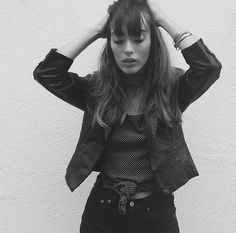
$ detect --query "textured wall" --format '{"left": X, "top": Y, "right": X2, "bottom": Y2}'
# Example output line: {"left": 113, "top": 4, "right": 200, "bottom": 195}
{"left": 1, "top": 0, "right": 235, "bottom": 232}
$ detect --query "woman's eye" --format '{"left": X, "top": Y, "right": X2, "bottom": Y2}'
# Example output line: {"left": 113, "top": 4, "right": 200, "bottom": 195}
{"left": 134, "top": 39, "right": 144, "bottom": 43}
{"left": 114, "top": 40, "right": 123, "bottom": 45}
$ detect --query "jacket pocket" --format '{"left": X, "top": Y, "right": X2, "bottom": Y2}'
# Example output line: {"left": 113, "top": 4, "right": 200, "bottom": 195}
{"left": 151, "top": 139, "right": 199, "bottom": 192}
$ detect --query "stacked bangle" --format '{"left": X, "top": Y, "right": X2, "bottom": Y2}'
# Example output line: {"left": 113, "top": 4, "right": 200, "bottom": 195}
{"left": 173, "top": 30, "right": 193, "bottom": 50}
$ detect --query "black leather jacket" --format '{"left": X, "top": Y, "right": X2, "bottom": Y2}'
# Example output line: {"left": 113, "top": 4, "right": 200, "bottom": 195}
{"left": 33, "top": 38, "right": 222, "bottom": 193}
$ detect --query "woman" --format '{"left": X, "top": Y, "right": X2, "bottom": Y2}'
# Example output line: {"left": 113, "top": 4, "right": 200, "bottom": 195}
{"left": 33, "top": 0, "right": 222, "bottom": 232}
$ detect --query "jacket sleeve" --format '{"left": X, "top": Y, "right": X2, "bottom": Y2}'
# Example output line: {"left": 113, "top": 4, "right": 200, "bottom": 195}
{"left": 177, "top": 38, "right": 222, "bottom": 113}
{"left": 33, "top": 48, "right": 94, "bottom": 111}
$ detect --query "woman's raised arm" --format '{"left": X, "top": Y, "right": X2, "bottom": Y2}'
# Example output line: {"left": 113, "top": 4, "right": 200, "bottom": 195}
{"left": 33, "top": 15, "right": 109, "bottom": 111}
{"left": 56, "top": 15, "right": 109, "bottom": 59}
{"left": 147, "top": 0, "right": 222, "bottom": 112}
{"left": 146, "top": 0, "right": 200, "bottom": 49}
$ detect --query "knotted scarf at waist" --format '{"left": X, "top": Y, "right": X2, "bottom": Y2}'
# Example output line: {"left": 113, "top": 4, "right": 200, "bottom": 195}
{"left": 94, "top": 173, "right": 162, "bottom": 215}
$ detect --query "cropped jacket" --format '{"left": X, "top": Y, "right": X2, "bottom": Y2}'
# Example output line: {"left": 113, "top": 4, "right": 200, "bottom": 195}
{"left": 33, "top": 38, "right": 222, "bottom": 193}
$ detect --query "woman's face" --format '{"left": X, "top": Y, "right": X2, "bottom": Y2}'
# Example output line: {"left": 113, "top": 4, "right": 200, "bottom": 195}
{"left": 110, "top": 18, "right": 151, "bottom": 74}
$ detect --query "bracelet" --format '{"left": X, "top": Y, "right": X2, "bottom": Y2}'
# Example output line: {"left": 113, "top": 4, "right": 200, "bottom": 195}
{"left": 173, "top": 30, "right": 191, "bottom": 43}
{"left": 174, "top": 31, "right": 193, "bottom": 50}
{"left": 174, "top": 32, "right": 192, "bottom": 46}
{"left": 174, "top": 33, "right": 192, "bottom": 50}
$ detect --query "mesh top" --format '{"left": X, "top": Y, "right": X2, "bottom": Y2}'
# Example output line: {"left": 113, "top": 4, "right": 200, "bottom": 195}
{"left": 101, "top": 113, "right": 155, "bottom": 183}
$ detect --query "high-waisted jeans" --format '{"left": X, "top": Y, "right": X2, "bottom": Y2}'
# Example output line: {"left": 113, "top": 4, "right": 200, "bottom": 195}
{"left": 80, "top": 179, "right": 180, "bottom": 233}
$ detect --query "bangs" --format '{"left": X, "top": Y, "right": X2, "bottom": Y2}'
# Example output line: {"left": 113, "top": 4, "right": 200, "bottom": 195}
{"left": 110, "top": 6, "right": 148, "bottom": 37}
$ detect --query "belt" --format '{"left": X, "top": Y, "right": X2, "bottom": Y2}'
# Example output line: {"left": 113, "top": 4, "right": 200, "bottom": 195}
{"left": 95, "top": 173, "right": 162, "bottom": 215}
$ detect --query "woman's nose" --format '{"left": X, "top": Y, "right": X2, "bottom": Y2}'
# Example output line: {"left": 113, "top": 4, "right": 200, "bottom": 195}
{"left": 124, "top": 40, "right": 134, "bottom": 56}
{"left": 125, "top": 50, "right": 133, "bottom": 56}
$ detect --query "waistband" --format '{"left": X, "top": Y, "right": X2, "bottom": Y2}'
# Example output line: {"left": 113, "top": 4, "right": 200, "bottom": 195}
{"left": 94, "top": 173, "right": 162, "bottom": 215}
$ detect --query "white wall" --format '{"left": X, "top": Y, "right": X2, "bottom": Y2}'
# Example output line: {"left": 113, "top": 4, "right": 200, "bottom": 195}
{"left": 1, "top": 0, "right": 235, "bottom": 232}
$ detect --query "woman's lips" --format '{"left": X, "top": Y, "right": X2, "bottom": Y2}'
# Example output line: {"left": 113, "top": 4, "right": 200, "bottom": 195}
{"left": 122, "top": 58, "right": 137, "bottom": 63}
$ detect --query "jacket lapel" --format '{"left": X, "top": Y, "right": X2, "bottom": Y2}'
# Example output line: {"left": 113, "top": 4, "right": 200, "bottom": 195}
{"left": 145, "top": 108, "right": 158, "bottom": 138}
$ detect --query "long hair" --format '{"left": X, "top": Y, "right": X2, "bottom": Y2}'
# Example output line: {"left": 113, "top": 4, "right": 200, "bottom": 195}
{"left": 87, "top": 0, "right": 182, "bottom": 129}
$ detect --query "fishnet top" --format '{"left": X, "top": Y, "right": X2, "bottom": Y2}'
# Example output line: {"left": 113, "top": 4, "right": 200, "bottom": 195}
{"left": 101, "top": 113, "right": 155, "bottom": 183}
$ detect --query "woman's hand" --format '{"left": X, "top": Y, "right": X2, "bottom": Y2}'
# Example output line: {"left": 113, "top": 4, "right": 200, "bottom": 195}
{"left": 94, "top": 14, "right": 110, "bottom": 38}
{"left": 146, "top": 0, "right": 166, "bottom": 26}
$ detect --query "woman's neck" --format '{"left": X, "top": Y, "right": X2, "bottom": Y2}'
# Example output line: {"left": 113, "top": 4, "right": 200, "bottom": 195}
{"left": 118, "top": 66, "right": 146, "bottom": 88}
{"left": 117, "top": 67, "right": 147, "bottom": 114}
{"left": 125, "top": 85, "right": 143, "bottom": 98}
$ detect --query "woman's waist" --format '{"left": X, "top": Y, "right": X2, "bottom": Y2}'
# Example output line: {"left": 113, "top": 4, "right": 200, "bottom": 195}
{"left": 95, "top": 173, "right": 162, "bottom": 199}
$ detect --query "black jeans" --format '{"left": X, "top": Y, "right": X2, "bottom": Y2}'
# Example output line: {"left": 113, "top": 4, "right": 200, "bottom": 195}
{"left": 80, "top": 179, "right": 180, "bottom": 233}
